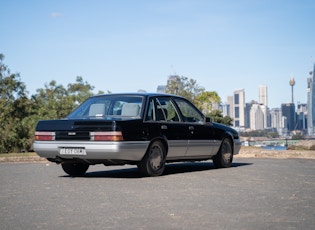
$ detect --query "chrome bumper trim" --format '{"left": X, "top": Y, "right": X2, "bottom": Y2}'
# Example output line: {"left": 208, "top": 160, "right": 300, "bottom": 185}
{"left": 33, "top": 141, "right": 150, "bottom": 161}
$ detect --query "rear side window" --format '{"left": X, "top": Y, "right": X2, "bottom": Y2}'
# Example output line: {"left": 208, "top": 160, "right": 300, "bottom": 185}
{"left": 67, "top": 96, "right": 143, "bottom": 119}
{"left": 145, "top": 97, "right": 180, "bottom": 122}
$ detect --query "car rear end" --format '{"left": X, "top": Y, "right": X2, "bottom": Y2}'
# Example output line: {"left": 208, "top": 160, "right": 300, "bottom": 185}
{"left": 33, "top": 94, "right": 150, "bottom": 164}
{"left": 34, "top": 119, "right": 150, "bottom": 164}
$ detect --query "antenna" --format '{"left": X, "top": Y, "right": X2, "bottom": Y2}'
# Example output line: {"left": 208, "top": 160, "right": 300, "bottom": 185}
{"left": 289, "top": 76, "right": 295, "bottom": 104}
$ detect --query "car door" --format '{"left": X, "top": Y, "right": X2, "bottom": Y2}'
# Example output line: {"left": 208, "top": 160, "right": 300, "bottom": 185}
{"left": 145, "top": 97, "right": 189, "bottom": 159}
{"left": 173, "top": 97, "right": 217, "bottom": 157}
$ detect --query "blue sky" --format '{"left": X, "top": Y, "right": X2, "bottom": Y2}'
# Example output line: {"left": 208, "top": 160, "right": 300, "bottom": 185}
{"left": 1, "top": 0, "right": 314, "bottom": 108}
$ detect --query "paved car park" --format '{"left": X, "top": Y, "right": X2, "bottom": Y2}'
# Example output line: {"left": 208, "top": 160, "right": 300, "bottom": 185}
{"left": 1, "top": 158, "right": 315, "bottom": 230}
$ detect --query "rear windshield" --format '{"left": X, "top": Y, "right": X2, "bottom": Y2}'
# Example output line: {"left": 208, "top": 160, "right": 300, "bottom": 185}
{"left": 67, "top": 95, "right": 143, "bottom": 119}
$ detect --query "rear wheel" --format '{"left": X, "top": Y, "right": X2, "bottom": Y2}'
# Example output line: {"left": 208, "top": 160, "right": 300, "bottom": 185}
{"left": 138, "top": 141, "right": 166, "bottom": 177}
{"left": 61, "top": 162, "right": 89, "bottom": 176}
{"left": 213, "top": 138, "right": 233, "bottom": 168}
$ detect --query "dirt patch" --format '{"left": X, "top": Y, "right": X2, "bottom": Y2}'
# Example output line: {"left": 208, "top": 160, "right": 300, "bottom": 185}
{"left": 236, "top": 146, "right": 315, "bottom": 159}
{"left": 287, "top": 140, "right": 315, "bottom": 151}
{"left": 0, "top": 156, "right": 49, "bottom": 163}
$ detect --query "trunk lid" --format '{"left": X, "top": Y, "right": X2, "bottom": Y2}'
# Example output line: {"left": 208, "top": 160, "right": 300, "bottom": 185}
{"left": 36, "top": 119, "right": 119, "bottom": 141}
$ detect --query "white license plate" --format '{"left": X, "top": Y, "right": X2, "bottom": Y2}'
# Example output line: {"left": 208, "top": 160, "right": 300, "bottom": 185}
{"left": 59, "top": 148, "right": 86, "bottom": 155}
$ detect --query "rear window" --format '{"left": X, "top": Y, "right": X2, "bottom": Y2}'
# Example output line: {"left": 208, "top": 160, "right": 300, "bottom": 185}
{"left": 67, "top": 95, "right": 143, "bottom": 119}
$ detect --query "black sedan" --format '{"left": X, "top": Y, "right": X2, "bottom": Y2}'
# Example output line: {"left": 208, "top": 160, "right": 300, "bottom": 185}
{"left": 34, "top": 93, "right": 241, "bottom": 177}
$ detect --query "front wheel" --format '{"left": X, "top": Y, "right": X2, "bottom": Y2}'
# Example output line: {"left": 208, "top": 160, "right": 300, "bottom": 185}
{"left": 61, "top": 162, "right": 89, "bottom": 176}
{"left": 213, "top": 138, "right": 233, "bottom": 168}
{"left": 137, "top": 141, "right": 166, "bottom": 177}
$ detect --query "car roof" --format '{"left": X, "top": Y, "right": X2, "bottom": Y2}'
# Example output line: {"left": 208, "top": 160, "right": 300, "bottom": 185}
{"left": 90, "top": 92, "right": 184, "bottom": 98}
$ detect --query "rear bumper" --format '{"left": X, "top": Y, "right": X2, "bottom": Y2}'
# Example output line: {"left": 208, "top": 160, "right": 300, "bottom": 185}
{"left": 33, "top": 140, "right": 150, "bottom": 161}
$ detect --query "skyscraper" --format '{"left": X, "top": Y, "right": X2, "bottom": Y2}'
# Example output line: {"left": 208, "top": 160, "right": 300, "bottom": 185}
{"left": 258, "top": 85, "right": 269, "bottom": 129}
{"left": 281, "top": 103, "right": 295, "bottom": 131}
{"left": 225, "top": 96, "right": 234, "bottom": 118}
{"left": 297, "top": 103, "right": 307, "bottom": 131}
{"left": 307, "top": 63, "right": 315, "bottom": 136}
{"left": 250, "top": 103, "right": 264, "bottom": 130}
{"left": 233, "top": 89, "right": 245, "bottom": 128}
{"left": 245, "top": 102, "right": 252, "bottom": 129}
{"left": 270, "top": 108, "right": 285, "bottom": 134}
{"left": 258, "top": 85, "right": 268, "bottom": 106}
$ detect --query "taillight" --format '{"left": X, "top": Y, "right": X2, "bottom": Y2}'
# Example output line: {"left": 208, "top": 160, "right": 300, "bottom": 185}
{"left": 90, "top": 131, "right": 123, "bottom": 141}
{"left": 35, "top": 132, "right": 55, "bottom": 141}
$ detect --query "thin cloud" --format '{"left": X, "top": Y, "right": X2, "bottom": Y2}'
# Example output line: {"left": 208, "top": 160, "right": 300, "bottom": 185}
{"left": 50, "top": 12, "right": 64, "bottom": 18}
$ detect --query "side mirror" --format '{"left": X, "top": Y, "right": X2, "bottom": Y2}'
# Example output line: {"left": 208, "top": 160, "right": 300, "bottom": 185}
{"left": 205, "top": 117, "right": 212, "bottom": 123}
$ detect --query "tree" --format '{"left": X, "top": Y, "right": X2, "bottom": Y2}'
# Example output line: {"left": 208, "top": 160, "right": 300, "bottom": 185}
{"left": 0, "top": 53, "right": 106, "bottom": 152}
{"left": 165, "top": 75, "right": 233, "bottom": 126}
{"left": 165, "top": 75, "right": 204, "bottom": 103}
{"left": 0, "top": 54, "right": 33, "bottom": 152}
{"left": 31, "top": 76, "right": 103, "bottom": 120}
{"left": 207, "top": 110, "right": 233, "bottom": 126}
{"left": 240, "top": 130, "right": 280, "bottom": 138}
{"left": 67, "top": 76, "right": 102, "bottom": 105}
{"left": 31, "top": 80, "right": 70, "bottom": 119}
{"left": 195, "top": 91, "right": 221, "bottom": 114}
{"left": 195, "top": 91, "right": 234, "bottom": 126}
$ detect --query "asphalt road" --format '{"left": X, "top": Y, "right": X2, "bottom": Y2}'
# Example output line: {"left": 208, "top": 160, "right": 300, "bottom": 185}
{"left": 1, "top": 158, "right": 314, "bottom": 230}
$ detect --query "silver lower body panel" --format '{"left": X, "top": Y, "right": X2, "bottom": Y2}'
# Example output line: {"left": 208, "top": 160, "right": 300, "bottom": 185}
{"left": 33, "top": 141, "right": 150, "bottom": 161}
{"left": 233, "top": 139, "right": 242, "bottom": 155}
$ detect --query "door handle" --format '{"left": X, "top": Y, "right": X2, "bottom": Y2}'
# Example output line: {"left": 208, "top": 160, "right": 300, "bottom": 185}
{"left": 161, "top": 125, "right": 168, "bottom": 130}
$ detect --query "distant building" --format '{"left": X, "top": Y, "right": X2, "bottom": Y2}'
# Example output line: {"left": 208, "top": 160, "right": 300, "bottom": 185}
{"left": 296, "top": 103, "right": 307, "bottom": 131}
{"left": 281, "top": 116, "right": 288, "bottom": 136}
{"left": 225, "top": 96, "right": 233, "bottom": 118}
{"left": 233, "top": 89, "right": 245, "bottom": 128}
{"left": 220, "top": 103, "right": 230, "bottom": 118}
{"left": 260, "top": 104, "right": 269, "bottom": 129}
{"left": 281, "top": 103, "right": 295, "bottom": 131}
{"left": 244, "top": 102, "right": 252, "bottom": 129}
{"left": 307, "top": 63, "right": 315, "bottom": 136}
{"left": 250, "top": 103, "right": 264, "bottom": 130}
{"left": 270, "top": 108, "right": 284, "bottom": 133}
{"left": 257, "top": 85, "right": 270, "bottom": 129}
{"left": 258, "top": 85, "right": 268, "bottom": 107}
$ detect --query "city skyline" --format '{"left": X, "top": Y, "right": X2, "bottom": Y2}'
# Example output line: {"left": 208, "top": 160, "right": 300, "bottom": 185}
{"left": 1, "top": 1, "right": 314, "bottom": 110}
{"left": 224, "top": 63, "right": 315, "bottom": 135}
{"left": 222, "top": 68, "right": 313, "bottom": 110}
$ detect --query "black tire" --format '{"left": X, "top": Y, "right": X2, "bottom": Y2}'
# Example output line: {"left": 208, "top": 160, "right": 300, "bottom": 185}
{"left": 137, "top": 141, "right": 166, "bottom": 177}
{"left": 213, "top": 138, "right": 233, "bottom": 168}
{"left": 61, "top": 162, "right": 89, "bottom": 176}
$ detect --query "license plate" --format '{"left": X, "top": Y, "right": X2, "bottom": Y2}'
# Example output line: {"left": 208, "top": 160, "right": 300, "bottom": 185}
{"left": 59, "top": 148, "right": 86, "bottom": 155}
